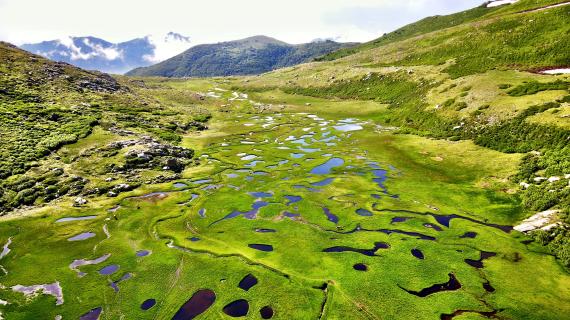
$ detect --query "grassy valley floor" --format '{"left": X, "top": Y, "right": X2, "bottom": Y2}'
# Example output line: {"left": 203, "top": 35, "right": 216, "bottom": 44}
{"left": 1, "top": 83, "right": 569, "bottom": 319}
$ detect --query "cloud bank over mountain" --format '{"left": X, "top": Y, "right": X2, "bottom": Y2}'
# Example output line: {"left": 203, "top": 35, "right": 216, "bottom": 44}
{"left": 20, "top": 32, "right": 191, "bottom": 74}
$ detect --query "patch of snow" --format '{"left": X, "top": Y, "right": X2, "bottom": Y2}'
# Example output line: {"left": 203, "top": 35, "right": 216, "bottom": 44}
{"left": 548, "top": 176, "right": 561, "bottom": 183}
{"left": 487, "top": 0, "right": 518, "bottom": 8}
{"left": 541, "top": 68, "right": 570, "bottom": 75}
{"left": 514, "top": 209, "right": 559, "bottom": 232}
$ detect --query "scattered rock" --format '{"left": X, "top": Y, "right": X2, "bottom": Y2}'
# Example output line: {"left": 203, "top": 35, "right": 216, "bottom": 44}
{"left": 514, "top": 209, "right": 560, "bottom": 233}
{"left": 74, "top": 197, "right": 87, "bottom": 206}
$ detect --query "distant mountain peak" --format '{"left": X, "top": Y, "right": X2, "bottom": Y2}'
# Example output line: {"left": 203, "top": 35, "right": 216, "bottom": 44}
{"left": 126, "top": 36, "right": 357, "bottom": 78}
{"left": 20, "top": 33, "right": 192, "bottom": 74}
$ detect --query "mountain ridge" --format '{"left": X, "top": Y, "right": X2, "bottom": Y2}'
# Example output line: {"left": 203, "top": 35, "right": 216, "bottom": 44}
{"left": 20, "top": 32, "right": 191, "bottom": 74}
{"left": 126, "top": 35, "right": 357, "bottom": 77}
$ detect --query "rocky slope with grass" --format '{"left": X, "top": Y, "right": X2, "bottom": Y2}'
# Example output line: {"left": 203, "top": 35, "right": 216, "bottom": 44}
{"left": 0, "top": 42, "right": 209, "bottom": 213}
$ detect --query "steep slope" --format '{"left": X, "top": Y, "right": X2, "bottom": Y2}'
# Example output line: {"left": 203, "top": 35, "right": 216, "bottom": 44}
{"left": 318, "top": 0, "right": 569, "bottom": 67}
{"left": 126, "top": 36, "right": 356, "bottom": 77}
{"left": 20, "top": 32, "right": 191, "bottom": 74}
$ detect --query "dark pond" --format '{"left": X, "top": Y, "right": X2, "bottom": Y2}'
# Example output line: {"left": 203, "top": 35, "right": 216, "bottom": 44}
{"left": 311, "top": 158, "right": 344, "bottom": 174}
{"left": 290, "top": 153, "right": 305, "bottom": 159}
{"left": 483, "top": 280, "right": 495, "bottom": 293}
{"left": 391, "top": 217, "right": 412, "bottom": 224}
{"left": 223, "top": 299, "right": 249, "bottom": 317}
{"left": 411, "top": 248, "right": 425, "bottom": 260}
{"left": 172, "top": 289, "right": 216, "bottom": 320}
{"left": 99, "top": 264, "right": 119, "bottom": 275}
{"left": 441, "top": 309, "right": 498, "bottom": 320}
{"left": 248, "top": 244, "right": 273, "bottom": 252}
{"left": 249, "top": 192, "right": 272, "bottom": 198}
{"left": 353, "top": 263, "right": 368, "bottom": 271}
{"left": 311, "top": 178, "right": 334, "bottom": 187}
{"left": 68, "top": 232, "right": 96, "bottom": 241}
{"left": 80, "top": 307, "right": 102, "bottom": 320}
{"left": 255, "top": 228, "right": 276, "bottom": 233}
{"left": 110, "top": 272, "right": 132, "bottom": 292}
{"left": 55, "top": 216, "right": 97, "bottom": 223}
{"left": 356, "top": 208, "right": 373, "bottom": 217}
{"left": 260, "top": 306, "right": 274, "bottom": 319}
{"left": 192, "top": 179, "right": 212, "bottom": 185}
{"left": 460, "top": 232, "right": 477, "bottom": 239}
{"left": 198, "top": 208, "right": 206, "bottom": 218}
{"left": 465, "top": 251, "right": 497, "bottom": 269}
{"left": 190, "top": 237, "right": 201, "bottom": 242}
{"left": 371, "top": 169, "right": 388, "bottom": 191}
{"left": 293, "top": 185, "right": 319, "bottom": 192}
{"left": 371, "top": 194, "right": 381, "bottom": 199}
{"left": 174, "top": 182, "right": 188, "bottom": 188}
{"left": 323, "top": 242, "right": 390, "bottom": 257}
{"left": 400, "top": 273, "right": 461, "bottom": 297}
{"left": 378, "top": 229, "right": 436, "bottom": 241}
{"left": 284, "top": 195, "right": 302, "bottom": 205}
{"left": 136, "top": 250, "right": 151, "bottom": 257}
{"left": 322, "top": 207, "right": 339, "bottom": 224}
{"left": 238, "top": 274, "right": 258, "bottom": 291}
{"left": 211, "top": 201, "right": 269, "bottom": 225}
{"left": 283, "top": 212, "right": 300, "bottom": 219}
{"left": 141, "top": 298, "right": 156, "bottom": 311}
{"left": 432, "top": 214, "right": 512, "bottom": 233}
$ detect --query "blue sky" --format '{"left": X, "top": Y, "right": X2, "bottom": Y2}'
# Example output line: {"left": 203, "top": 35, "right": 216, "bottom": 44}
{"left": 0, "top": 0, "right": 484, "bottom": 46}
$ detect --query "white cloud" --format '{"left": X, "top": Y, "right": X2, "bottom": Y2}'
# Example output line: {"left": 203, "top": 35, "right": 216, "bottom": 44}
{"left": 56, "top": 36, "right": 123, "bottom": 61}
{"left": 0, "top": 0, "right": 484, "bottom": 46}
{"left": 143, "top": 33, "right": 192, "bottom": 63}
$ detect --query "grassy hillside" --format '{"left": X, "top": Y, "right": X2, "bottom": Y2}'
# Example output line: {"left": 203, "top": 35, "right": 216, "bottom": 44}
{"left": 317, "top": 5, "right": 499, "bottom": 61}
{"left": 126, "top": 36, "right": 356, "bottom": 77}
{"left": 318, "top": 0, "right": 568, "bottom": 65}
{"left": 0, "top": 42, "right": 210, "bottom": 212}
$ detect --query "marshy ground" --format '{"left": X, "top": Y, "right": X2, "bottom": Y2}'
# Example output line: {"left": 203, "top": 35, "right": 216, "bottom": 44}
{"left": 0, "top": 80, "right": 569, "bottom": 319}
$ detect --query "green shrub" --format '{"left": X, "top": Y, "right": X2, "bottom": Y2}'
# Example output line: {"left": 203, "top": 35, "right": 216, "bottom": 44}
{"left": 507, "top": 80, "right": 569, "bottom": 97}
{"left": 455, "top": 102, "right": 468, "bottom": 111}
